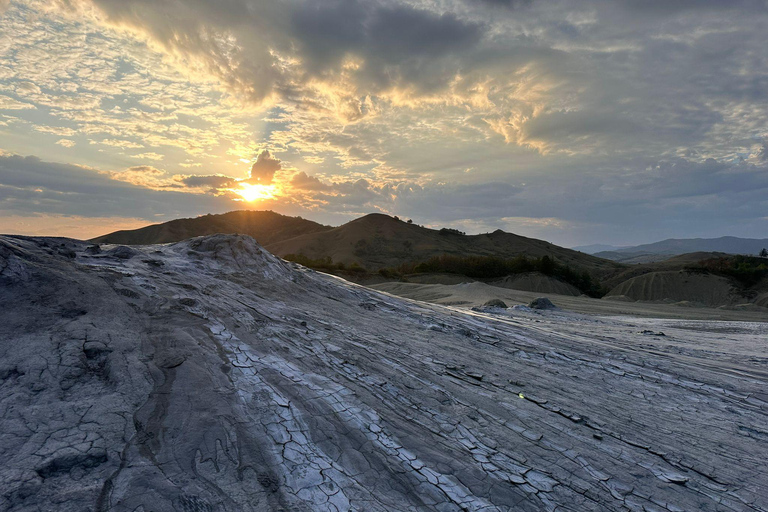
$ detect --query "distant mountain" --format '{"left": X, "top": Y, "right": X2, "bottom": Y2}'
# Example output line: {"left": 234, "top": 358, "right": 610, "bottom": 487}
{"left": 572, "top": 244, "right": 629, "bottom": 254}
{"left": 265, "top": 213, "right": 623, "bottom": 278}
{"left": 592, "top": 251, "right": 671, "bottom": 264}
{"left": 595, "top": 236, "right": 768, "bottom": 263}
{"left": 91, "top": 210, "right": 332, "bottom": 246}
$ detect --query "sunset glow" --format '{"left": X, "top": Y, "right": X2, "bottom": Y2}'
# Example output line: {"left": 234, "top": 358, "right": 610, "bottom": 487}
{"left": 0, "top": 1, "right": 767, "bottom": 244}
{"left": 235, "top": 183, "right": 277, "bottom": 202}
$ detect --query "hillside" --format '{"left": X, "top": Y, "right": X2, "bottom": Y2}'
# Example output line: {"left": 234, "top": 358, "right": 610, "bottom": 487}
{"left": 598, "top": 252, "right": 768, "bottom": 308}
{"left": 601, "top": 252, "right": 730, "bottom": 290}
{"left": 265, "top": 213, "right": 623, "bottom": 279}
{"left": 91, "top": 210, "right": 332, "bottom": 246}
{"left": 595, "top": 236, "right": 768, "bottom": 262}
{"left": 603, "top": 270, "right": 739, "bottom": 306}
{"left": 2, "top": 234, "right": 767, "bottom": 510}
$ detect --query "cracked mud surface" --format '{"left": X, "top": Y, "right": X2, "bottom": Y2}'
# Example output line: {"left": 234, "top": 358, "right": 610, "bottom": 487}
{"left": 1, "top": 234, "right": 766, "bottom": 511}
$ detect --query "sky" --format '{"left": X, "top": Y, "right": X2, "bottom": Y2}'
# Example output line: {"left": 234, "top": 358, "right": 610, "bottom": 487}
{"left": 0, "top": 0, "right": 767, "bottom": 246}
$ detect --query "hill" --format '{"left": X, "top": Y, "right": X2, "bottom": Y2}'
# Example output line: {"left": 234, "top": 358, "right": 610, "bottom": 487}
{"left": 599, "top": 252, "right": 768, "bottom": 308}
{"left": 603, "top": 270, "right": 739, "bottom": 306}
{"left": 572, "top": 244, "right": 629, "bottom": 254}
{"left": 1, "top": 234, "right": 766, "bottom": 510}
{"left": 601, "top": 252, "right": 730, "bottom": 289}
{"left": 265, "top": 213, "right": 623, "bottom": 278}
{"left": 91, "top": 210, "right": 332, "bottom": 246}
{"left": 595, "top": 236, "right": 768, "bottom": 262}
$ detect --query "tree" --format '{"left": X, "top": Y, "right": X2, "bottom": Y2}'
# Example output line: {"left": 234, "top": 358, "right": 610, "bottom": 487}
{"left": 407, "top": 219, "right": 413, "bottom": 224}
{"left": 760, "top": 248, "right": 768, "bottom": 258}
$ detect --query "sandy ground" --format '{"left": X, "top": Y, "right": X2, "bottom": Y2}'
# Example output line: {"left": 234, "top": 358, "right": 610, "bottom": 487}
{"left": 371, "top": 281, "right": 768, "bottom": 322}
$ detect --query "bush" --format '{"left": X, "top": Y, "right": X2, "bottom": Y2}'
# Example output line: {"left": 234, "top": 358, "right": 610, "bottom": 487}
{"left": 688, "top": 255, "right": 768, "bottom": 287}
{"left": 390, "top": 254, "right": 605, "bottom": 297}
{"left": 284, "top": 253, "right": 368, "bottom": 275}
{"left": 378, "top": 267, "right": 401, "bottom": 279}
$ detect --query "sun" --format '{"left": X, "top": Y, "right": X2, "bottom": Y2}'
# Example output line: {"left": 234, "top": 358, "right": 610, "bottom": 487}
{"left": 235, "top": 183, "right": 277, "bottom": 202}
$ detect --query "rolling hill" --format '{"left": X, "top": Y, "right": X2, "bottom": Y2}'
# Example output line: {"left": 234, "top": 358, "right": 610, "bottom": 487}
{"left": 91, "top": 210, "right": 332, "bottom": 246}
{"left": 93, "top": 211, "right": 625, "bottom": 279}
{"left": 264, "top": 213, "right": 624, "bottom": 278}
{"left": 90, "top": 211, "right": 766, "bottom": 307}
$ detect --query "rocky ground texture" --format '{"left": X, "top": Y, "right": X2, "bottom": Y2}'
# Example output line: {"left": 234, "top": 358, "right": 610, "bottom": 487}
{"left": 1, "top": 234, "right": 766, "bottom": 511}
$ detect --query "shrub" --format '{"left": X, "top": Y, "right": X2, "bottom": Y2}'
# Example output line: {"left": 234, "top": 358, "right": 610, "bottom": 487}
{"left": 688, "top": 255, "right": 768, "bottom": 287}
{"left": 387, "top": 254, "right": 605, "bottom": 297}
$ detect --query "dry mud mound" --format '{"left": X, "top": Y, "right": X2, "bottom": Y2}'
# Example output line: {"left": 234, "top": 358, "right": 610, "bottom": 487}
{"left": 1, "top": 234, "right": 767, "bottom": 511}
{"left": 605, "top": 270, "right": 738, "bottom": 306}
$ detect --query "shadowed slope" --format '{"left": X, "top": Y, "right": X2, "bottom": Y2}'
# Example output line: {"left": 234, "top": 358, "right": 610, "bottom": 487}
{"left": 265, "top": 213, "right": 623, "bottom": 278}
{"left": 91, "top": 210, "right": 332, "bottom": 246}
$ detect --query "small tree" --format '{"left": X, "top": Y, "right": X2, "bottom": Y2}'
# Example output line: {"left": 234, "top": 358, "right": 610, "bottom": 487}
{"left": 760, "top": 248, "right": 768, "bottom": 258}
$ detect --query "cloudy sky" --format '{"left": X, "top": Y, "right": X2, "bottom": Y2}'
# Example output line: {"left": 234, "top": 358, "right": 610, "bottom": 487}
{"left": 1, "top": 0, "right": 767, "bottom": 246}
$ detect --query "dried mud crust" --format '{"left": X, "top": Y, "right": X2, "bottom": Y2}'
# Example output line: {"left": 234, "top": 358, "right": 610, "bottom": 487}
{"left": 1, "top": 234, "right": 767, "bottom": 511}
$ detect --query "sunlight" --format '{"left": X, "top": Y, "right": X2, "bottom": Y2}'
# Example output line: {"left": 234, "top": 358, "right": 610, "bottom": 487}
{"left": 235, "top": 182, "right": 277, "bottom": 202}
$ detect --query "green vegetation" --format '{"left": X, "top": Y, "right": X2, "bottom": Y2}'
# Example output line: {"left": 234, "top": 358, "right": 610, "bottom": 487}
{"left": 283, "top": 254, "right": 367, "bottom": 274}
{"left": 439, "top": 228, "right": 466, "bottom": 236}
{"left": 285, "top": 252, "right": 606, "bottom": 297}
{"left": 394, "top": 254, "right": 605, "bottom": 297}
{"left": 688, "top": 255, "right": 768, "bottom": 287}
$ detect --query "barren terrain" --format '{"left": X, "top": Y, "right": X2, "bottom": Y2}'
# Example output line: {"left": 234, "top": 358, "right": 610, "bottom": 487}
{"left": 1, "top": 235, "right": 766, "bottom": 511}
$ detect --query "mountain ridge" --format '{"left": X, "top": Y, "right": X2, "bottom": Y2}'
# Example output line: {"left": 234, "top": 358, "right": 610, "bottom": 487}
{"left": 594, "top": 236, "right": 768, "bottom": 262}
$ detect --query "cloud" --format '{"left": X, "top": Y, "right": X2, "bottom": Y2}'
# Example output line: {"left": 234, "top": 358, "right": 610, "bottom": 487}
{"left": 756, "top": 141, "right": 768, "bottom": 162}
{"left": 3, "top": 0, "right": 768, "bottom": 245}
{"left": 0, "top": 95, "right": 36, "bottom": 110}
{"left": 130, "top": 152, "right": 165, "bottom": 161}
{"left": 180, "top": 174, "right": 236, "bottom": 190}
{"left": 55, "top": 139, "right": 76, "bottom": 148}
{"left": 245, "top": 150, "right": 281, "bottom": 185}
{"left": 0, "top": 153, "right": 232, "bottom": 219}
{"left": 290, "top": 171, "right": 331, "bottom": 191}
{"left": 95, "top": 139, "right": 144, "bottom": 149}
{"left": 466, "top": 0, "right": 533, "bottom": 7}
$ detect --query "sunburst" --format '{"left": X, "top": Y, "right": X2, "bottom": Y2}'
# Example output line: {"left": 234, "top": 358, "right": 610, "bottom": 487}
{"left": 235, "top": 182, "right": 277, "bottom": 202}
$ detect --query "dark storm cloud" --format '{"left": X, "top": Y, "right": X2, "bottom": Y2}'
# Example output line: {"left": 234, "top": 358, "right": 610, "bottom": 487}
{"left": 292, "top": 0, "right": 484, "bottom": 95}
